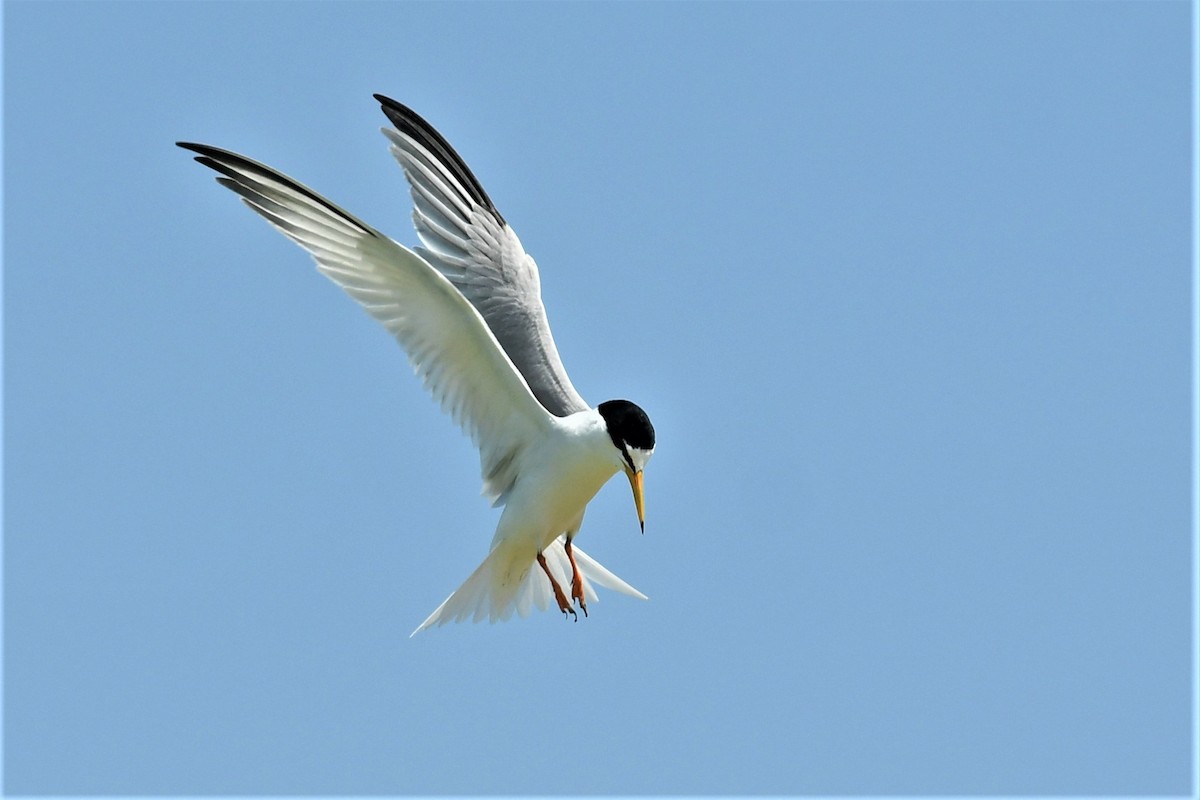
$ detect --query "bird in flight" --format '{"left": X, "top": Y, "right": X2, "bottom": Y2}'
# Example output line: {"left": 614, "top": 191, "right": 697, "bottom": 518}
{"left": 178, "top": 95, "right": 655, "bottom": 634}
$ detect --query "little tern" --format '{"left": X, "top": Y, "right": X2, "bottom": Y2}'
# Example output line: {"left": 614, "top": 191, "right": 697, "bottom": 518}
{"left": 179, "top": 95, "right": 655, "bottom": 634}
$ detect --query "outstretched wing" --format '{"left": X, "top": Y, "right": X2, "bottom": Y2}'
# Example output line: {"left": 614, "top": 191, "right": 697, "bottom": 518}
{"left": 178, "top": 142, "right": 551, "bottom": 503}
{"left": 374, "top": 95, "right": 590, "bottom": 417}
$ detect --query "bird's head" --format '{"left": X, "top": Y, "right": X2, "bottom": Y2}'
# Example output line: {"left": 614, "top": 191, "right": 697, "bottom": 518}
{"left": 597, "top": 399, "right": 655, "bottom": 532}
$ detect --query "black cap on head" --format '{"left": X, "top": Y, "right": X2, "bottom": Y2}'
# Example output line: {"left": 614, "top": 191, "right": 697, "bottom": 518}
{"left": 597, "top": 400, "right": 655, "bottom": 454}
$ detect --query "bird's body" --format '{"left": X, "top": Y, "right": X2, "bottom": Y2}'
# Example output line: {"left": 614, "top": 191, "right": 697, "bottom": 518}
{"left": 422, "top": 409, "right": 624, "bottom": 631}
{"left": 497, "top": 411, "right": 617, "bottom": 557}
{"left": 179, "top": 96, "right": 655, "bottom": 634}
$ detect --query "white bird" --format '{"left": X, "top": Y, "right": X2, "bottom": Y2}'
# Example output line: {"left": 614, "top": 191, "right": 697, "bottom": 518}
{"left": 179, "top": 95, "right": 655, "bottom": 634}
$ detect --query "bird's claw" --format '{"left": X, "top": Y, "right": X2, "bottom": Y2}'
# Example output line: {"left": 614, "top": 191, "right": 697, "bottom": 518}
{"left": 571, "top": 582, "right": 588, "bottom": 618}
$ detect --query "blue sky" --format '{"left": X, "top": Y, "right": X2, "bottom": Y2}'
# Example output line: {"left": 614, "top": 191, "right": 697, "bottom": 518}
{"left": 3, "top": 1, "right": 1194, "bottom": 795}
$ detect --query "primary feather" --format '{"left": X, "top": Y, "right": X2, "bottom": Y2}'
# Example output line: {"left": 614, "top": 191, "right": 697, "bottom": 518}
{"left": 177, "top": 142, "right": 549, "bottom": 504}
{"left": 376, "top": 95, "right": 590, "bottom": 417}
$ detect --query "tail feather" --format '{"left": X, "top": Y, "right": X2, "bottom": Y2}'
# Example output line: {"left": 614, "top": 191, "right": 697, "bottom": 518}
{"left": 410, "top": 536, "right": 647, "bottom": 636}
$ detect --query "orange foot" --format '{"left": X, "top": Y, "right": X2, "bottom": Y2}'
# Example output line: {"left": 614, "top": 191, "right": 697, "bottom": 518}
{"left": 537, "top": 552, "right": 576, "bottom": 621}
{"left": 564, "top": 539, "right": 588, "bottom": 617}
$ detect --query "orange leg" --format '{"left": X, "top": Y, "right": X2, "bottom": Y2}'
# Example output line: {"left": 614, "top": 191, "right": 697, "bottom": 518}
{"left": 564, "top": 539, "right": 588, "bottom": 617}
{"left": 537, "top": 552, "right": 576, "bottom": 620}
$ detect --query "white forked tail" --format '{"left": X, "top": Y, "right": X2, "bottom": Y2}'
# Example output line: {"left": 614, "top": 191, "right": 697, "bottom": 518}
{"left": 411, "top": 536, "right": 647, "bottom": 636}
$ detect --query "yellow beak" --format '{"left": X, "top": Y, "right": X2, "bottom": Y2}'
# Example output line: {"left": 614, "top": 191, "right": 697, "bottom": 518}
{"left": 626, "top": 468, "right": 645, "bottom": 533}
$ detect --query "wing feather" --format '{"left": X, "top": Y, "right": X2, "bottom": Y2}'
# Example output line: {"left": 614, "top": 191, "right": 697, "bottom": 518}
{"left": 178, "top": 142, "right": 551, "bottom": 503}
{"left": 373, "top": 95, "right": 590, "bottom": 417}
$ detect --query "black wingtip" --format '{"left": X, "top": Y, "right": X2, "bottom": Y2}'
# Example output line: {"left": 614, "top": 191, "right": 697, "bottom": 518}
{"left": 177, "top": 139, "right": 379, "bottom": 237}
{"left": 372, "top": 93, "right": 505, "bottom": 227}
{"left": 373, "top": 93, "right": 406, "bottom": 113}
{"left": 176, "top": 141, "right": 236, "bottom": 164}
{"left": 177, "top": 142, "right": 236, "bottom": 172}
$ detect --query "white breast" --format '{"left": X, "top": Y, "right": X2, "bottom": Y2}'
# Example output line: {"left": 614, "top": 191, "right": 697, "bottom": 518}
{"left": 489, "top": 408, "right": 619, "bottom": 554}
